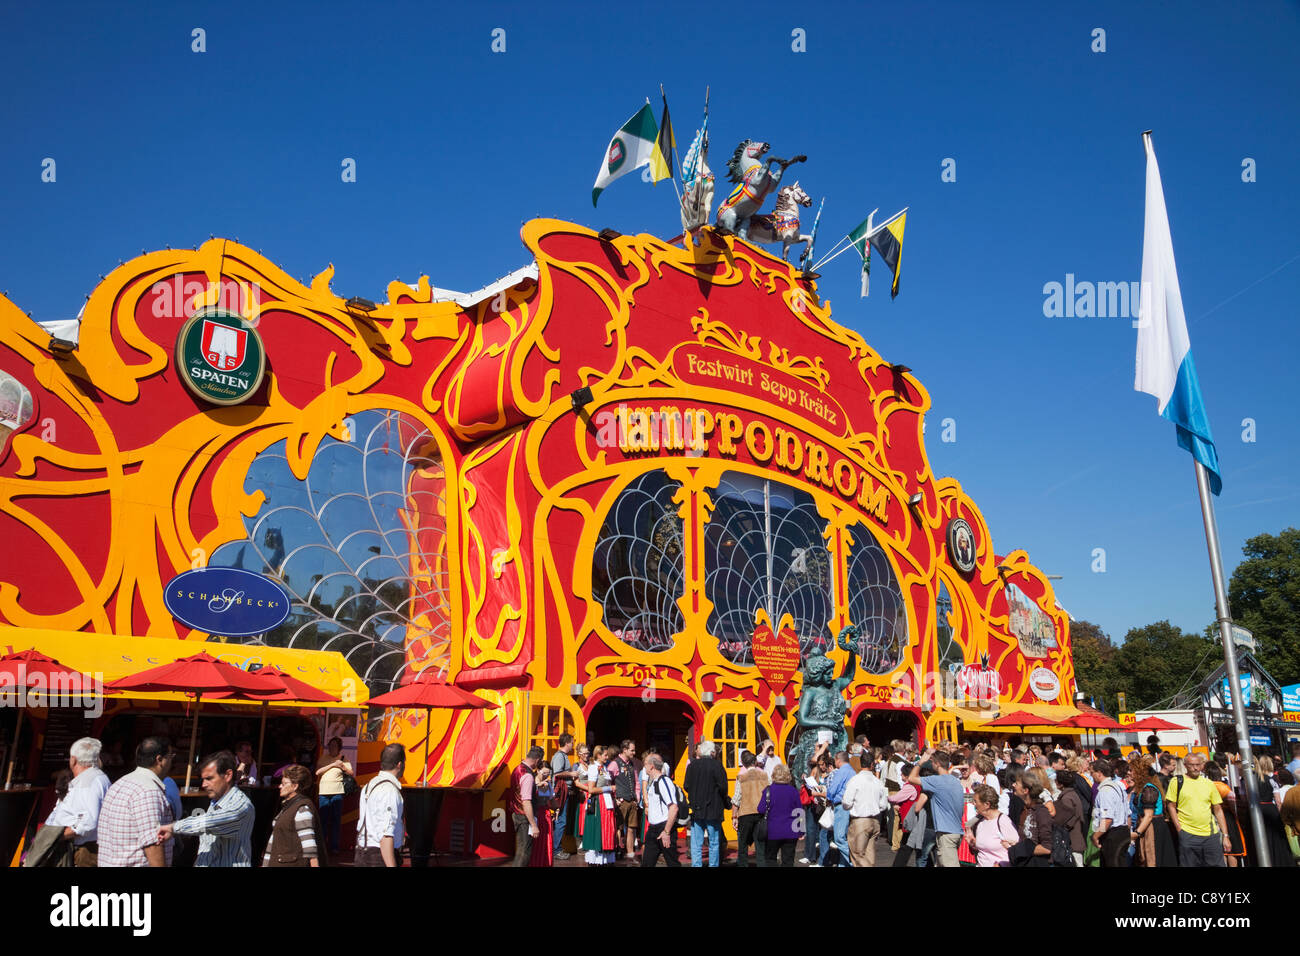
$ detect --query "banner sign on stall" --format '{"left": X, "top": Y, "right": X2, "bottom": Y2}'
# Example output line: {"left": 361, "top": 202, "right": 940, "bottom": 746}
{"left": 751, "top": 621, "right": 800, "bottom": 690}
{"left": 1222, "top": 673, "right": 1255, "bottom": 707}
{"left": 165, "top": 567, "right": 292, "bottom": 637}
{"left": 1282, "top": 683, "right": 1300, "bottom": 712}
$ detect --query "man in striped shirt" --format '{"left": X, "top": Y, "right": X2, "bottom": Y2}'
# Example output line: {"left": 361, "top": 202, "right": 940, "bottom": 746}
{"left": 159, "top": 750, "right": 255, "bottom": 867}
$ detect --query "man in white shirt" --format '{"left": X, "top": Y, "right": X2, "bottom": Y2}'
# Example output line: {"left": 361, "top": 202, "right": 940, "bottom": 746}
{"left": 640, "top": 755, "right": 680, "bottom": 867}
{"left": 49, "top": 737, "right": 111, "bottom": 867}
{"left": 841, "top": 762, "right": 889, "bottom": 867}
{"left": 356, "top": 743, "right": 406, "bottom": 867}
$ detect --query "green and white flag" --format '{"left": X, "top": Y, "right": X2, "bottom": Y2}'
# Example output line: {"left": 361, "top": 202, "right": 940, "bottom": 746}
{"left": 847, "top": 212, "right": 875, "bottom": 297}
{"left": 592, "top": 104, "right": 659, "bottom": 206}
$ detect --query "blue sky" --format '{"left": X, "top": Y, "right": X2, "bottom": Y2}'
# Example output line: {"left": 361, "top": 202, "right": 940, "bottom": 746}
{"left": 2, "top": 1, "right": 1297, "bottom": 649}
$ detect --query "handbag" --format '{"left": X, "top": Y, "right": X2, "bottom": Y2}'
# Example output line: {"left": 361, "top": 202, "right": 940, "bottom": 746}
{"left": 818, "top": 806, "right": 836, "bottom": 829}
{"left": 958, "top": 834, "right": 978, "bottom": 866}
{"left": 341, "top": 771, "right": 359, "bottom": 796}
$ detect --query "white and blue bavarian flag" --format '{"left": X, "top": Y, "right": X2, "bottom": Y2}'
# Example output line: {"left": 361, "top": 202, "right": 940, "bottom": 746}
{"left": 1134, "top": 133, "right": 1222, "bottom": 495}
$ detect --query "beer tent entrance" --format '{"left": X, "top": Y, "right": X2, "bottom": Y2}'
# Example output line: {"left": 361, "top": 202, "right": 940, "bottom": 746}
{"left": 854, "top": 708, "right": 920, "bottom": 749}
{"left": 585, "top": 696, "right": 694, "bottom": 774}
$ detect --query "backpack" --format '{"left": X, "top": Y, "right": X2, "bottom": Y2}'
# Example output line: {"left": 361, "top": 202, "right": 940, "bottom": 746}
{"left": 1050, "top": 823, "right": 1076, "bottom": 867}
{"left": 653, "top": 775, "right": 690, "bottom": 827}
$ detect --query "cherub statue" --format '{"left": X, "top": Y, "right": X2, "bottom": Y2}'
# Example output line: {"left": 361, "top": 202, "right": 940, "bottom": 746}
{"left": 788, "top": 623, "right": 859, "bottom": 784}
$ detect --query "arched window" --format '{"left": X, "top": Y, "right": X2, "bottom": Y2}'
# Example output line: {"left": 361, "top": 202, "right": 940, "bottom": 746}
{"left": 844, "top": 528, "right": 909, "bottom": 675}
{"left": 592, "top": 470, "right": 685, "bottom": 652}
{"left": 704, "top": 472, "right": 833, "bottom": 665}
{"left": 208, "top": 409, "right": 451, "bottom": 702}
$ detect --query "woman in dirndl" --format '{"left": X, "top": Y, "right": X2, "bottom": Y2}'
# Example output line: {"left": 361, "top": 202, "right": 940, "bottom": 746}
{"left": 1128, "top": 756, "right": 1176, "bottom": 867}
{"left": 580, "top": 745, "right": 618, "bottom": 866}
{"left": 528, "top": 766, "right": 555, "bottom": 866}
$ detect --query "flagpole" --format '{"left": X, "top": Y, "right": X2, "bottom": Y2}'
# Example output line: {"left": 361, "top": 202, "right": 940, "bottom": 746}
{"left": 812, "top": 207, "right": 900, "bottom": 272}
{"left": 810, "top": 235, "right": 849, "bottom": 271}
{"left": 813, "top": 237, "right": 864, "bottom": 270}
{"left": 1193, "top": 457, "right": 1270, "bottom": 865}
{"left": 811, "top": 236, "right": 854, "bottom": 271}
{"left": 662, "top": 83, "right": 684, "bottom": 185}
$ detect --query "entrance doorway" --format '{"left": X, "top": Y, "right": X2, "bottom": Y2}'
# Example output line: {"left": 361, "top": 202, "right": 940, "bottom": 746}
{"left": 854, "top": 708, "right": 920, "bottom": 748}
{"left": 586, "top": 696, "right": 695, "bottom": 773}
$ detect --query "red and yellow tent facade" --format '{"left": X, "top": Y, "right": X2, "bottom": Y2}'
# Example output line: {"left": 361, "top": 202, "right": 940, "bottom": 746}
{"left": 0, "top": 220, "right": 1075, "bottom": 854}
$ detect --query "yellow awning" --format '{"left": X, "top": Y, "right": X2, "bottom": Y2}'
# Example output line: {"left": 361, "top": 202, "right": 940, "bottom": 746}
{"left": 938, "top": 706, "right": 1002, "bottom": 725}
{"left": 0, "top": 625, "right": 367, "bottom": 708}
{"left": 959, "top": 703, "right": 1083, "bottom": 733}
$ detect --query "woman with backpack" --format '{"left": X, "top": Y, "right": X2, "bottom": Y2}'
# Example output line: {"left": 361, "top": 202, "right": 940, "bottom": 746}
{"left": 1054, "top": 769, "right": 1087, "bottom": 867}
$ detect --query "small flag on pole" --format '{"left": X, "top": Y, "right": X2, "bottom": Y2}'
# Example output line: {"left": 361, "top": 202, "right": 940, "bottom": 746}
{"left": 1135, "top": 133, "right": 1222, "bottom": 495}
{"left": 592, "top": 103, "right": 659, "bottom": 206}
{"left": 846, "top": 212, "right": 875, "bottom": 297}
{"left": 801, "top": 197, "right": 825, "bottom": 270}
{"left": 649, "top": 94, "right": 676, "bottom": 185}
{"left": 870, "top": 209, "right": 906, "bottom": 299}
{"left": 679, "top": 100, "right": 713, "bottom": 231}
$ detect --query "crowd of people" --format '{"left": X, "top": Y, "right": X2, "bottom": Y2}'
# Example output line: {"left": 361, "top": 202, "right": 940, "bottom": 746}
{"left": 21, "top": 729, "right": 1300, "bottom": 868}
{"left": 20, "top": 733, "right": 392, "bottom": 868}
{"left": 512, "top": 734, "right": 1300, "bottom": 867}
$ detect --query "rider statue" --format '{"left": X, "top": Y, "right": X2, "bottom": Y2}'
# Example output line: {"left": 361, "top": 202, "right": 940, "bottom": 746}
{"left": 788, "top": 623, "right": 859, "bottom": 784}
{"left": 715, "top": 140, "right": 806, "bottom": 240}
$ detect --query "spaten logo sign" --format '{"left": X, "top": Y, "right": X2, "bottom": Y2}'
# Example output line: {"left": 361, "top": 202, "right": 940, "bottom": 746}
{"left": 176, "top": 309, "right": 265, "bottom": 405}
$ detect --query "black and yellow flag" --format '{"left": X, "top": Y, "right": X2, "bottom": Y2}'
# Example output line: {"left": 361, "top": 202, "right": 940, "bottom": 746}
{"left": 869, "top": 209, "right": 906, "bottom": 298}
{"left": 649, "top": 94, "right": 676, "bottom": 184}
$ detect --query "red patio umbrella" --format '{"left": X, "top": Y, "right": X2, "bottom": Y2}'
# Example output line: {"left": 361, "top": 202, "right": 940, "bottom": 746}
{"left": 105, "top": 652, "right": 281, "bottom": 790}
{"left": 367, "top": 674, "right": 492, "bottom": 787}
{"left": 979, "top": 710, "right": 1050, "bottom": 730}
{"left": 0, "top": 649, "right": 90, "bottom": 789}
{"left": 209, "top": 665, "right": 337, "bottom": 777}
{"left": 1126, "top": 716, "right": 1186, "bottom": 733}
{"left": 1057, "top": 711, "right": 1124, "bottom": 753}
{"left": 1058, "top": 712, "right": 1123, "bottom": 730}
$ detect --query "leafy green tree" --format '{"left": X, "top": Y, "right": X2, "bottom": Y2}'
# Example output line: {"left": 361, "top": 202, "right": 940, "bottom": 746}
{"left": 1114, "top": 620, "right": 1218, "bottom": 711}
{"left": 1069, "top": 619, "right": 1120, "bottom": 712}
{"left": 1226, "top": 528, "right": 1300, "bottom": 685}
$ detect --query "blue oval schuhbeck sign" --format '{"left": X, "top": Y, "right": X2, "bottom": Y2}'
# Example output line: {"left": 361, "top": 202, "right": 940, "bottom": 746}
{"left": 164, "top": 567, "right": 292, "bottom": 637}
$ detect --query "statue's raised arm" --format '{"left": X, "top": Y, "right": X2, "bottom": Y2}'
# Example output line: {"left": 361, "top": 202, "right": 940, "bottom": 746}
{"left": 834, "top": 623, "right": 858, "bottom": 695}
